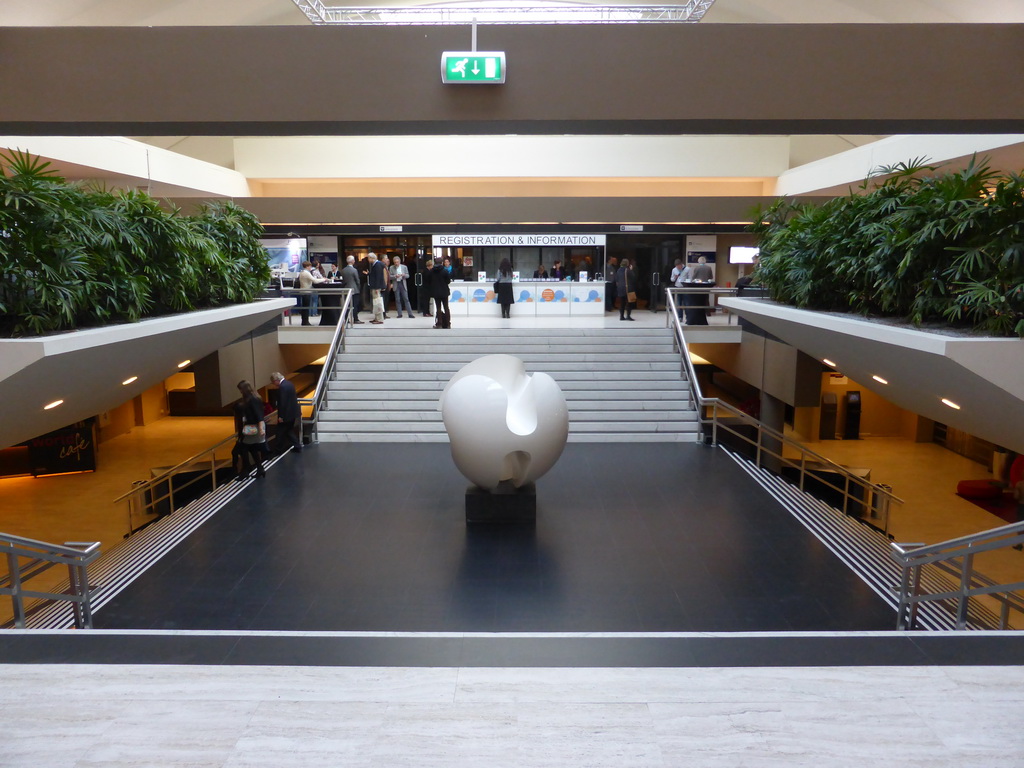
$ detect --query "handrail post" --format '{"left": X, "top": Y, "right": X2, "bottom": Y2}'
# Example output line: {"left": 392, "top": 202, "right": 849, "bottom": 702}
{"left": 6, "top": 551, "right": 26, "bottom": 628}
{"left": 799, "top": 452, "right": 807, "bottom": 492}
{"left": 755, "top": 427, "right": 763, "bottom": 468}
{"left": 896, "top": 561, "right": 911, "bottom": 630}
{"left": 67, "top": 560, "right": 85, "bottom": 629}
{"left": 908, "top": 563, "right": 921, "bottom": 630}
{"left": 956, "top": 552, "right": 975, "bottom": 629}
{"left": 842, "top": 474, "right": 850, "bottom": 515}
{"left": 210, "top": 450, "right": 218, "bottom": 493}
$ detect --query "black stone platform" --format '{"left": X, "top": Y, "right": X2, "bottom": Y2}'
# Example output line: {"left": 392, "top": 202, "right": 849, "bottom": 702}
{"left": 466, "top": 481, "right": 536, "bottom": 523}
{"left": 4, "top": 630, "right": 1024, "bottom": 668}
{"left": 90, "top": 442, "right": 899, "bottom": 633}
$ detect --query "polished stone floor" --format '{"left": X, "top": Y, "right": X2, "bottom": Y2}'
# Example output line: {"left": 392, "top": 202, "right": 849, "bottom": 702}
{"left": 90, "top": 442, "right": 896, "bottom": 633}
{"left": 4, "top": 659, "right": 1023, "bottom": 768}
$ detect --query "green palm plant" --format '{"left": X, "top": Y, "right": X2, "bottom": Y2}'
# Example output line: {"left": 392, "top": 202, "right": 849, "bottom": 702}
{"left": 749, "top": 156, "right": 1024, "bottom": 337}
{"left": 0, "top": 150, "right": 271, "bottom": 338}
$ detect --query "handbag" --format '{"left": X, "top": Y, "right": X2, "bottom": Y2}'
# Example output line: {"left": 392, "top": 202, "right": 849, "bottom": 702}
{"left": 241, "top": 423, "right": 263, "bottom": 444}
{"left": 627, "top": 291, "right": 637, "bottom": 303}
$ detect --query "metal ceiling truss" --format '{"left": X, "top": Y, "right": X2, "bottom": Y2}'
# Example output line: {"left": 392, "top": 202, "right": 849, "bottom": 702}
{"left": 291, "top": 0, "right": 716, "bottom": 25}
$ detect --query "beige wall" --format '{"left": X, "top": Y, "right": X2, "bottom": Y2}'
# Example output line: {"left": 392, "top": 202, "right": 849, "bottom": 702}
{"left": 98, "top": 401, "right": 134, "bottom": 444}
{"left": 691, "top": 337, "right": 820, "bottom": 409}
{"left": 132, "top": 382, "right": 167, "bottom": 427}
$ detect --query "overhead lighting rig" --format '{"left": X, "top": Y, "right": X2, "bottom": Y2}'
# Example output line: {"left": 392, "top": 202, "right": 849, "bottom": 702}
{"left": 291, "top": 0, "right": 716, "bottom": 24}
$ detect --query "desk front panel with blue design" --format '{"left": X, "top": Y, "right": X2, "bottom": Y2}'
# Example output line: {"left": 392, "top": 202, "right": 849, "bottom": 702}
{"left": 446, "top": 281, "right": 604, "bottom": 315}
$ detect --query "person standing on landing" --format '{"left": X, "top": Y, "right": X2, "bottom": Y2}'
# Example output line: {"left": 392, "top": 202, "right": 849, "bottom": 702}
{"left": 296, "top": 261, "right": 327, "bottom": 326}
{"left": 341, "top": 255, "right": 364, "bottom": 324}
{"left": 367, "top": 252, "right": 387, "bottom": 324}
{"left": 391, "top": 255, "right": 415, "bottom": 318}
{"left": 692, "top": 255, "right": 714, "bottom": 282}
{"left": 616, "top": 258, "right": 637, "bottom": 321}
{"left": 429, "top": 256, "right": 452, "bottom": 328}
{"left": 495, "top": 257, "right": 515, "bottom": 319}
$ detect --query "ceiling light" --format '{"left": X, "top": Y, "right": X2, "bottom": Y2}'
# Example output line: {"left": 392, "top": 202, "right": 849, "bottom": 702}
{"left": 177, "top": 360, "right": 191, "bottom": 368}
{"left": 122, "top": 376, "right": 138, "bottom": 386}
{"left": 290, "top": 0, "right": 718, "bottom": 25}
{"left": 872, "top": 375, "right": 888, "bottom": 385}
{"left": 44, "top": 399, "right": 64, "bottom": 410}
{"left": 941, "top": 398, "right": 961, "bottom": 410}
{"left": 822, "top": 358, "right": 836, "bottom": 367}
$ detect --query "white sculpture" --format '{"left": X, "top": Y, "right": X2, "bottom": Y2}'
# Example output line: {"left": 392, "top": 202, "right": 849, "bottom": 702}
{"left": 440, "top": 355, "right": 569, "bottom": 490}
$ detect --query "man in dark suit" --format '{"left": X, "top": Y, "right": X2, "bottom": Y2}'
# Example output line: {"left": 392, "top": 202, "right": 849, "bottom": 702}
{"left": 270, "top": 371, "right": 303, "bottom": 454}
{"left": 367, "top": 252, "right": 387, "bottom": 323}
{"left": 340, "top": 254, "right": 364, "bottom": 323}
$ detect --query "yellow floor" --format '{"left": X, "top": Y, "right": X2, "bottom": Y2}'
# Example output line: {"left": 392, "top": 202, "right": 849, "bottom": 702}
{"left": 2, "top": 414, "right": 1021, "bottom": 627}
{"left": 786, "top": 434, "right": 1024, "bottom": 619}
{"left": 0, "top": 417, "right": 235, "bottom": 553}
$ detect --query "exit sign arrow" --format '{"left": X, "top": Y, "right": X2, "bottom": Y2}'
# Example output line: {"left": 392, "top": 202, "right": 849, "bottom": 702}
{"left": 441, "top": 51, "right": 506, "bottom": 84}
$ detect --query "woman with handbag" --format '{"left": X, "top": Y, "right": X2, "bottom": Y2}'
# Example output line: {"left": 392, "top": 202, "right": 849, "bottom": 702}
{"left": 494, "top": 258, "right": 515, "bottom": 319}
{"left": 616, "top": 258, "right": 637, "bottom": 321}
{"left": 236, "top": 380, "right": 267, "bottom": 478}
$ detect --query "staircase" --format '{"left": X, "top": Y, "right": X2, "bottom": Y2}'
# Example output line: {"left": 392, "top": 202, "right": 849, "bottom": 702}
{"left": 318, "top": 326, "right": 698, "bottom": 442}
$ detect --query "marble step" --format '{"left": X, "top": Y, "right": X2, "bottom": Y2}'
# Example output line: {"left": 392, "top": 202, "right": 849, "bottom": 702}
{"left": 316, "top": 420, "right": 697, "bottom": 433}
{"left": 334, "top": 369, "right": 683, "bottom": 381}
{"left": 315, "top": 431, "right": 699, "bottom": 443}
{"left": 346, "top": 327, "right": 669, "bottom": 339}
{"left": 318, "top": 409, "right": 696, "bottom": 422}
{"left": 333, "top": 354, "right": 679, "bottom": 366}
{"left": 331, "top": 388, "right": 689, "bottom": 400}
{"left": 324, "top": 398, "right": 691, "bottom": 411}
{"left": 336, "top": 363, "right": 681, "bottom": 375}
{"left": 568, "top": 432, "right": 700, "bottom": 443}
{"left": 342, "top": 345, "right": 677, "bottom": 357}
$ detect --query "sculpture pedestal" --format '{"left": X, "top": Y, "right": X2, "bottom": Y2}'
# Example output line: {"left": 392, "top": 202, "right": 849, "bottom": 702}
{"left": 466, "top": 482, "right": 536, "bottom": 524}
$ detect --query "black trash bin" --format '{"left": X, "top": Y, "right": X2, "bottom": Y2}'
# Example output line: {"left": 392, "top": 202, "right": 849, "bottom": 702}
{"left": 844, "top": 390, "right": 861, "bottom": 440}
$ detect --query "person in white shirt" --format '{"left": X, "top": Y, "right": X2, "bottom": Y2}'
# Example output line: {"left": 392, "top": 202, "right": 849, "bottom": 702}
{"left": 390, "top": 256, "right": 415, "bottom": 318}
{"left": 296, "top": 260, "right": 327, "bottom": 326}
{"left": 670, "top": 258, "right": 692, "bottom": 319}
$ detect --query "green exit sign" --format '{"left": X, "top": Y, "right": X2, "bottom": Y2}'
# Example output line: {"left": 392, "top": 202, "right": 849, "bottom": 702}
{"left": 441, "top": 51, "right": 506, "bottom": 84}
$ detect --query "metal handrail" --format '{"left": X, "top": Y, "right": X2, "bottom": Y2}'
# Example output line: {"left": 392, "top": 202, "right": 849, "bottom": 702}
{"left": 113, "top": 431, "right": 241, "bottom": 535}
{"left": 665, "top": 285, "right": 740, "bottom": 324}
{"left": 891, "top": 522, "right": 1024, "bottom": 630}
{"left": 299, "top": 288, "right": 353, "bottom": 443}
{"left": 114, "top": 289, "right": 353, "bottom": 533}
{"left": 1, "top": 532, "right": 100, "bottom": 628}
{"left": 664, "top": 290, "right": 903, "bottom": 533}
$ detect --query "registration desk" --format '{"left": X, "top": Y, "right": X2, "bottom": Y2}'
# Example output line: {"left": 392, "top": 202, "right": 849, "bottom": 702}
{"left": 446, "top": 280, "right": 605, "bottom": 316}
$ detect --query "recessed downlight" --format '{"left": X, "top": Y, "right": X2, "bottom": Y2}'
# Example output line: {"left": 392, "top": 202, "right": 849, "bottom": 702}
{"left": 122, "top": 376, "right": 138, "bottom": 386}
{"left": 872, "top": 375, "right": 889, "bottom": 385}
{"left": 942, "top": 398, "right": 961, "bottom": 410}
{"left": 822, "top": 358, "right": 836, "bottom": 367}
{"left": 177, "top": 360, "right": 191, "bottom": 369}
{"left": 44, "top": 399, "right": 64, "bottom": 410}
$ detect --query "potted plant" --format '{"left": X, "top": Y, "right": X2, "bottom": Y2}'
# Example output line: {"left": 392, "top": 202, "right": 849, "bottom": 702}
{"left": 749, "top": 156, "right": 1024, "bottom": 338}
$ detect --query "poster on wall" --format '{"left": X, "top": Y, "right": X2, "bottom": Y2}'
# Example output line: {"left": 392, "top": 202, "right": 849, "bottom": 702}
{"left": 26, "top": 418, "right": 97, "bottom": 477}
{"left": 685, "top": 235, "right": 717, "bottom": 264}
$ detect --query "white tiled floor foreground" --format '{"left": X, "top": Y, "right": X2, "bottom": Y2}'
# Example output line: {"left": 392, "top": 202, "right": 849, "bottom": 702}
{"left": 4, "top": 662, "right": 1023, "bottom": 767}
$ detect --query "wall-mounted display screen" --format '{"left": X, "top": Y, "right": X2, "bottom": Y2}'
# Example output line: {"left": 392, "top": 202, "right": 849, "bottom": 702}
{"left": 729, "top": 246, "right": 759, "bottom": 264}
{"left": 262, "top": 237, "right": 307, "bottom": 272}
